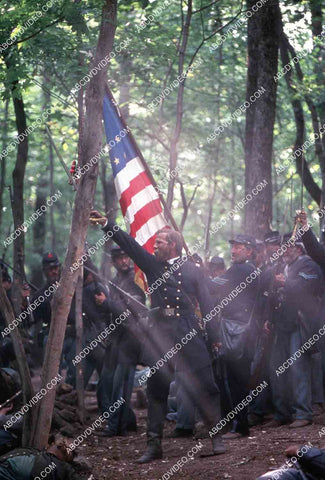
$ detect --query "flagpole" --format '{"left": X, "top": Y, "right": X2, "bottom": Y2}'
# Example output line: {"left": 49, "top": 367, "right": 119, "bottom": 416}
{"left": 104, "top": 85, "right": 191, "bottom": 256}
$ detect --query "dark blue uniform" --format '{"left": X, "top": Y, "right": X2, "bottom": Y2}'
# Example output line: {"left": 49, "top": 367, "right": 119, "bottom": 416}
{"left": 0, "top": 448, "right": 83, "bottom": 480}
{"left": 270, "top": 254, "right": 323, "bottom": 423}
{"left": 301, "top": 227, "right": 325, "bottom": 395}
{"left": 99, "top": 270, "right": 145, "bottom": 436}
{"left": 103, "top": 221, "right": 221, "bottom": 447}
{"left": 257, "top": 447, "right": 325, "bottom": 479}
{"left": 212, "top": 260, "right": 259, "bottom": 435}
{"left": 301, "top": 227, "right": 325, "bottom": 277}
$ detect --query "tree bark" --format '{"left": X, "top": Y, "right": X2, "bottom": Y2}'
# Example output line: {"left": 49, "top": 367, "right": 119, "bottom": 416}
{"left": 278, "top": 32, "right": 321, "bottom": 205}
{"left": 244, "top": 0, "right": 280, "bottom": 238}
{"left": 75, "top": 272, "right": 84, "bottom": 424}
{"left": 204, "top": 177, "right": 217, "bottom": 261}
{"left": 0, "top": 275, "right": 35, "bottom": 446}
{"left": 0, "top": 98, "right": 9, "bottom": 230}
{"left": 11, "top": 92, "right": 28, "bottom": 316}
{"left": 32, "top": 0, "right": 117, "bottom": 449}
{"left": 30, "top": 180, "right": 48, "bottom": 289}
{"left": 166, "top": 0, "right": 192, "bottom": 209}
{"left": 309, "top": 0, "right": 325, "bottom": 239}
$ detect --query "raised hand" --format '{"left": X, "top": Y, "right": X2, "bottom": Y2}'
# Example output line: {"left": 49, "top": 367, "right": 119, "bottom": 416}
{"left": 90, "top": 210, "right": 107, "bottom": 226}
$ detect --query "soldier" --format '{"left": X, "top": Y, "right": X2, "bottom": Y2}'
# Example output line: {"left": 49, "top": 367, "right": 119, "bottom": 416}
{"left": 32, "top": 253, "right": 76, "bottom": 385}
{"left": 81, "top": 262, "right": 107, "bottom": 387}
{"left": 0, "top": 434, "right": 88, "bottom": 479}
{"left": 95, "top": 246, "right": 145, "bottom": 437}
{"left": 254, "top": 240, "right": 266, "bottom": 269}
{"left": 90, "top": 211, "right": 225, "bottom": 463}
{"left": 297, "top": 210, "right": 325, "bottom": 277}
{"left": 256, "top": 444, "right": 325, "bottom": 479}
{"left": 32, "top": 252, "right": 61, "bottom": 346}
{"left": 248, "top": 232, "right": 282, "bottom": 427}
{"left": 208, "top": 256, "right": 225, "bottom": 279}
{"left": 296, "top": 211, "right": 325, "bottom": 405}
{"left": 267, "top": 233, "right": 323, "bottom": 428}
{"left": 212, "top": 234, "right": 260, "bottom": 439}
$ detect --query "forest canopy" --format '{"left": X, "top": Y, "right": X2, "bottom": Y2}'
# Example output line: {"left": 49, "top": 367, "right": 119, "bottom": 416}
{"left": 0, "top": 0, "right": 324, "bottom": 282}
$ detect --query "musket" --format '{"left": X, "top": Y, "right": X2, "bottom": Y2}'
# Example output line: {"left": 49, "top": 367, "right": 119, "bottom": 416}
{"left": 290, "top": 148, "right": 305, "bottom": 243}
{"left": 211, "top": 345, "right": 234, "bottom": 412}
{"left": 45, "top": 125, "right": 78, "bottom": 191}
{"left": 3, "top": 187, "right": 37, "bottom": 326}
{"left": 0, "top": 390, "right": 22, "bottom": 409}
{"left": 83, "top": 264, "right": 158, "bottom": 318}
{"left": 0, "top": 259, "right": 38, "bottom": 292}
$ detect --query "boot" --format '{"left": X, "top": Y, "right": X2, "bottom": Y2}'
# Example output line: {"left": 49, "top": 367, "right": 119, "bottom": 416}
{"left": 136, "top": 435, "right": 163, "bottom": 464}
{"left": 200, "top": 434, "right": 226, "bottom": 457}
{"left": 212, "top": 434, "right": 226, "bottom": 454}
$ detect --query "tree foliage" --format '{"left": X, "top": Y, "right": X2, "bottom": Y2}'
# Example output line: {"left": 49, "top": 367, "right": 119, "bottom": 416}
{"left": 0, "top": 0, "right": 324, "bottom": 272}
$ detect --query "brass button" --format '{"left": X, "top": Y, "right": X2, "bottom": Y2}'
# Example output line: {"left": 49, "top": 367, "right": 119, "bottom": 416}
{"left": 176, "top": 305, "right": 179, "bottom": 309}
{"left": 164, "top": 288, "right": 167, "bottom": 291}
{"left": 176, "top": 296, "right": 180, "bottom": 300}
{"left": 166, "top": 305, "right": 170, "bottom": 308}
{"left": 165, "top": 265, "right": 168, "bottom": 270}
{"left": 164, "top": 297, "right": 168, "bottom": 300}
{"left": 176, "top": 313, "right": 180, "bottom": 317}
{"left": 178, "top": 281, "right": 181, "bottom": 284}
{"left": 178, "top": 272, "right": 182, "bottom": 276}
{"left": 177, "top": 289, "right": 180, "bottom": 292}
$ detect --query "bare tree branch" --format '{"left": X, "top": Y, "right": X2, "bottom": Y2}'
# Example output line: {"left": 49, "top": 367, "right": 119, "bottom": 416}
{"left": 193, "top": 0, "right": 220, "bottom": 15}
{"left": 12, "top": 18, "right": 64, "bottom": 47}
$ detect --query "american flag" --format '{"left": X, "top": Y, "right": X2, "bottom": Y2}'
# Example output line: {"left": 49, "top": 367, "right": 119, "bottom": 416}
{"left": 103, "top": 90, "right": 168, "bottom": 284}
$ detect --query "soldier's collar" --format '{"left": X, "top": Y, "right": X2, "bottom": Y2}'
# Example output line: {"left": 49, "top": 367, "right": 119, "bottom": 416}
{"left": 167, "top": 256, "right": 180, "bottom": 265}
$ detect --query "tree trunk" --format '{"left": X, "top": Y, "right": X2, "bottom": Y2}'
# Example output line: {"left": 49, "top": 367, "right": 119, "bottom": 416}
{"left": 0, "top": 98, "right": 9, "bottom": 230}
{"left": 0, "top": 276, "right": 35, "bottom": 446}
{"left": 244, "top": 0, "right": 280, "bottom": 238}
{"left": 204, "top": 177, "right": 217, "bottom": 261}
{"left": 278, "top": 32, "right": 321, "bottom": 205}
{"left": 43, "top": 72, "right": 57, "bottom": 252}
{"left": 32, "top": 0, "right": 117, "bottom": 449}
{"left": 310, "top": 0, "right": 325, "bottom": 239}
{"left": 166, "top": 0, "right": 192, "bottom": 209}
{"left": 30, "top": 180, "right": 48, "bottom": 289}
{"left": 75, "top": 272, "right": 84, "bottom": 424}
{"left": 11, "top": 93, "right": 28, "bottom": 316}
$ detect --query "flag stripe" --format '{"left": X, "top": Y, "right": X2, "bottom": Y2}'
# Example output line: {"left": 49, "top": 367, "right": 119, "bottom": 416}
{"left": 120, "top": 182, "right": 160, "bottom": 224}
{"left": 114, "top": 156, "right": 146, "bottom": 199}
{"left": 129, "top": 198, "right": 163, "bottom": 238}
{"left": 133, "top": 213, "right": 167, "bottom": 246}
{"left": 116, "top": 174, "right": 158, "bottom": 217}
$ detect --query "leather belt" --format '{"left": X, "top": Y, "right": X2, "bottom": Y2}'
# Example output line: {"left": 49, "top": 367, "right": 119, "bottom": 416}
{"left": 161, "top": 308, "right": 193, "bottom": 318}
{"left": 162, "top": 308, "right": 177, "bottom": 317}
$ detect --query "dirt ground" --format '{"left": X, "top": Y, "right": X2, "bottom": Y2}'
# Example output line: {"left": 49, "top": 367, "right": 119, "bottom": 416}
{"left": 79, "top": 400, "right": 325, "bottom": 480}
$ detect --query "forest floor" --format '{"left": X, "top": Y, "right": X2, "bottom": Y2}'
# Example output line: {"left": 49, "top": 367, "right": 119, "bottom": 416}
{"left": 80, "top": 393, "right": 325, "bottom": 480}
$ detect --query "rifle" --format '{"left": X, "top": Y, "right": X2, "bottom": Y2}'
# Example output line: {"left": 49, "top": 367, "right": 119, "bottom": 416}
{"left": 0, "top": 259, "right": 38, "bottom": 292}
{"left": 83, "top": 264, "right": 159, "bottom": 319}
{"left": 0, "top": 390, "right": 22, "bottom": 409}
{"left": 211, "top": 345, "right": 234, "bottom": 414}
{"left": 249, "top": 260, "right": 283, "bottom": 389}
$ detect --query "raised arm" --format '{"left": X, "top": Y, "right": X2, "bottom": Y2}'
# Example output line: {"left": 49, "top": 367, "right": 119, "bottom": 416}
{"left": 296, "top": 211, "right": 325, "bottom": 267}
{"left": 301, "top": 227, "right": 325, "bottom": 266}
{"left": 90, "top": 211, "right": 156, "bottom": 274}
